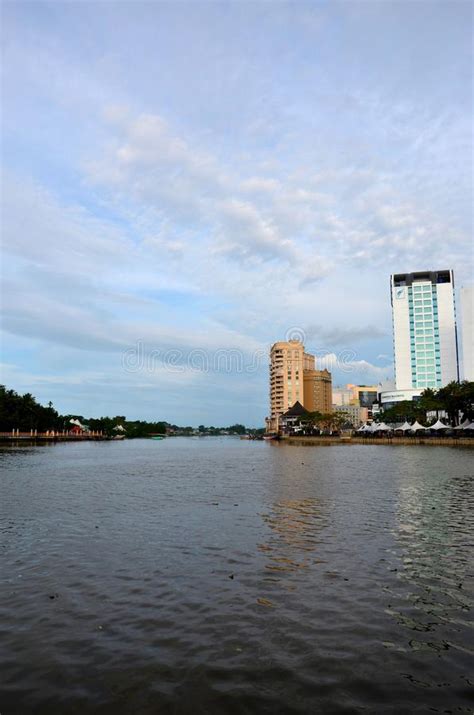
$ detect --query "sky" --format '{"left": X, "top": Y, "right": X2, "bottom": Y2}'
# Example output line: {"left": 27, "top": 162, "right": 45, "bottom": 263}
{"left": 1, "top": 0, "right": 472, "bottom": 426}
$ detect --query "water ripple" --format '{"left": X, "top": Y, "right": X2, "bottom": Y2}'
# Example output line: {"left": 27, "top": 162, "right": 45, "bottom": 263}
{"left": 0, "top": 440, "right": 473, "bottom": 713}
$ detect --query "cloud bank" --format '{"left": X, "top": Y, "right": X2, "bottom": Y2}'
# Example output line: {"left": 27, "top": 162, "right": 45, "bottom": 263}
{"left": 1, "top": 1, "right": 471, "bottom": 424}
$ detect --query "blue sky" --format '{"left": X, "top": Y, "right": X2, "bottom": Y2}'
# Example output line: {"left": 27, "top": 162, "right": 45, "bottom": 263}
{"left": 1, "top": 1, "right": 472, "bottom": 426}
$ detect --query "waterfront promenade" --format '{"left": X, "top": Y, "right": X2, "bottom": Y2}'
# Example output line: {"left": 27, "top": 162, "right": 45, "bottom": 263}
{"left": 0, "top": 431, "right": 107, "bottom": 442}
{"left": 281, "top": 434, "right": 474, "bottom": 447}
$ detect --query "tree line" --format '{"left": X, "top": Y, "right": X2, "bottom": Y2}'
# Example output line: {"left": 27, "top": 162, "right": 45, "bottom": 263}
{"left": 299, "top": 411, "right": 349, "bottom": 433}
{"left": 0, "top": 386, "right": 62, "bottom": 433}
{"left": 0, "top": 386, "right": 260, "bottom": 436}
{"left": 377, "top": 381, "right": 474, "bottom": 426}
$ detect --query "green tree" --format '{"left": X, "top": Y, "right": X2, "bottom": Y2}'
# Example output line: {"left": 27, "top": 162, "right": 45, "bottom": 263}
{"left": 417, "top": 388, "right": 442, "bottom": 420}
{"left": 436, "top": 381, "right": 474, "bottom": 425}
{"left": 0, "top": 386, "right": 62, "bottom": 431}
{"left": 226, "top": 423, "right": 247, "bottom": 435}
{"left": 300, "top": 411, "right": 323, "bottom": 433}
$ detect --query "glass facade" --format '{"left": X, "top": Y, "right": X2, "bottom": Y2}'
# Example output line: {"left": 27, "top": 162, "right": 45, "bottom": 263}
{"left": 408, "top": 281, "right": 441, "bottom": 389}
{"left": 359, "top": 390, "right": 378, "bottom": 408}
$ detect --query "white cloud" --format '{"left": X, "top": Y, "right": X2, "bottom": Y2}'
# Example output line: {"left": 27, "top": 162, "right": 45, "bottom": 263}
{"left": 2, "top": 1, "right": 471, "bottom": 422}
{"left": 315, "top": 353, "right": 394, "bottom": 384}
{"left": 84, "top": 108, "right": 472, "bottom": 287}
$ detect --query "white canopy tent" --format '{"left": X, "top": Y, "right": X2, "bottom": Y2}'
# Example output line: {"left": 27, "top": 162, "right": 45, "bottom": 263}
{"left": 69, "top": 418, "right": 84, "bottom": 428}
{"left": 463, "top": 422, "right": 474, "bottom": 430}
{"left": 396, "top": 421, "right": 412, "bottom": 432}
{"left": 410, "top": 421, "right": 426, "bottom": 431}
{"left": 454, "top": 420, "right": 471, "bottom": 431}
{"left": 374, "top": 422, "right": 391, "bottom": 431}
{"left": 429, "top": 420, "right": 449, "bottom": 431}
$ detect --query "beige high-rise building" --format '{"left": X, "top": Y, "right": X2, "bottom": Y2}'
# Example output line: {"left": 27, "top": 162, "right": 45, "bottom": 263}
{"left": 303, "top": 369, "right": 332, "bottom": 413}
{"left": 266, "top": 339, "right": 332, "bottom": 432}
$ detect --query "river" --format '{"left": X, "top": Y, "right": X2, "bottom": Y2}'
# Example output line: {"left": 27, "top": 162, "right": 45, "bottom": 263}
{"left": 1, "top": 438, "right": 473, "bottom": 713}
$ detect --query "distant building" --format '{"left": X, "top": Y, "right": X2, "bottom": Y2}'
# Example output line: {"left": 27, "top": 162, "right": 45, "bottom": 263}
{"left": 279, "top": 401, "right": 310, "bottom": 434}
{"left": 391, "top": 270, "right": 459, "bottom": 391}
{"left": 303, "top": 369, "right": 332, "bottom": 413}
{"left": 333, "top": 384, "right": 378, "bottom": 408}
{"left": 335, "top": 404, "right": 368, "bottom": 427}
{"left": 266, "top": 339, "right": 332, "bottom": 432}
{"left": 347, "top": 384, "right": 378, "bottom": 408}
{"left": 378, "top": 387, "right": 423, "bottom": 411}
{"left": 460, "top": 285, "right": 473, "bottom": 381}
{"left": 332, "top": 387, "right": 353, "bottom": 406}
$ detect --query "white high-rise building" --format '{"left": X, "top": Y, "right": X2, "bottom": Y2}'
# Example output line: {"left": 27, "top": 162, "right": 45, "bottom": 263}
{"left": 390, "top": 270, "right": 459, "bottom": 391}
{"left": 460, "top": 285, "right": 473, "bottom": 381}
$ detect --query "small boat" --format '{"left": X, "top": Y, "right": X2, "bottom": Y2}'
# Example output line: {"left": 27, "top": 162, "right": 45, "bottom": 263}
{"left": 151, "top": 435, "right": 165, "bottom": 440}
{"left": 263, "top": 434, "right": 279, "bottom": 441}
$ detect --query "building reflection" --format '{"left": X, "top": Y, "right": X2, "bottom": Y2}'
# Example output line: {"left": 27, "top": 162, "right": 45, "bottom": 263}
{"left": 385, "top": 465, "right": 473, "bottom": 651}
{"left": 258, "top": 497, "right": 328, "bottom": 579}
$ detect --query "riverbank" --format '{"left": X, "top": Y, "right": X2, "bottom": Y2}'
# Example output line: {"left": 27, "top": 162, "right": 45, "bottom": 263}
{"left": 0, "top": 432, "right": 108, "bottom": 442}
{"left": 281, "top": 435, "right": 474, "bottom": 447}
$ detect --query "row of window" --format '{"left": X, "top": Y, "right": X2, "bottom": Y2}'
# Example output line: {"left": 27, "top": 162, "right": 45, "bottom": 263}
{"left": 415, "top": 351, "right": 436, "bottom": 358}
{"left": 413, "top": 313, "right": 434, "bottom": 320}
{"left": 413, "top": 357, "right": 436, "bottom": 365}
{"left": 412, "top": 324, "right": 437, "bottom": 331}
{"left": 412, "top": 305, "right": 434, "bottom": 313}
{"left": 412, "top": 331, "right": 438, "bottom": 338}
{"left": 414, "top": 322, "right": 434, "bottom": 329}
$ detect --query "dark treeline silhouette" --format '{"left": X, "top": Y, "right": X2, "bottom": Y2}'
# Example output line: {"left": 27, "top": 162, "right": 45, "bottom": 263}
{"left": 0, "top": 386, "right": 63, "bottom": 432}
{"left": 0, "top": 386, "right": 172, "bottom": 436}
{"left": 0, "top": 386, "right": 258, "bottom": 437}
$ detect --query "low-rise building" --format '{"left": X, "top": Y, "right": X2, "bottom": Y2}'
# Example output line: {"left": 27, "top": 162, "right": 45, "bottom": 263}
{"left": 332, "top": 387, "right": 353, "bottom": 406}
{"left": 332, "top": 384, "right": 378, "bottom": 409}
{"left": 335, "top": 404, "right": 368, "bottom": 427}
{"left": 279, "top": 401, "right": 310, "bottom": 434}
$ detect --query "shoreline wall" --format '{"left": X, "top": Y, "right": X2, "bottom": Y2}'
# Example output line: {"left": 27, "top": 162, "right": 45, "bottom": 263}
{"left": 281, "top": 435, "right": 474, "bottom": 447}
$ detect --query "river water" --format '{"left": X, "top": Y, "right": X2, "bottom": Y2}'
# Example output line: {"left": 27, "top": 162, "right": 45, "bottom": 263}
{"left": 0, "top": 438, "right": 473, "bottom": 714}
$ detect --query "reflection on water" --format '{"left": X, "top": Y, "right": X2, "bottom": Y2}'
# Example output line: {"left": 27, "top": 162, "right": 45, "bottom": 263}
{"left": 259, "top": 498, "right": 327, "bottom": 580}
{"left": 380, "top": 460, "right": 474, "bottom": 689}
{"left": 0, "top": 440, "right": 473, "bottom": 714}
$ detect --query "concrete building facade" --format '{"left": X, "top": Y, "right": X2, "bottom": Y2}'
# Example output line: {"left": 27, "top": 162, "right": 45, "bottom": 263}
{"left": 460, "top": 284, "right": 473, "bottom": 381}
{"left": 267, "top": 340, "right": 332, "bottom": 432}
{"left": 391, "top": 270, "right": 459, "bottom": 391}
{"left": 335, "top": 404, "right": 369, "bottom": 427}
{"left": 303, "top": 369, "right": 332, "bottom": 413}
{"left": 332, "top": 387, "right": 353, "bottom": 406}
{"left": 333, "top": 384, "right": 378, "bottom": 408}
